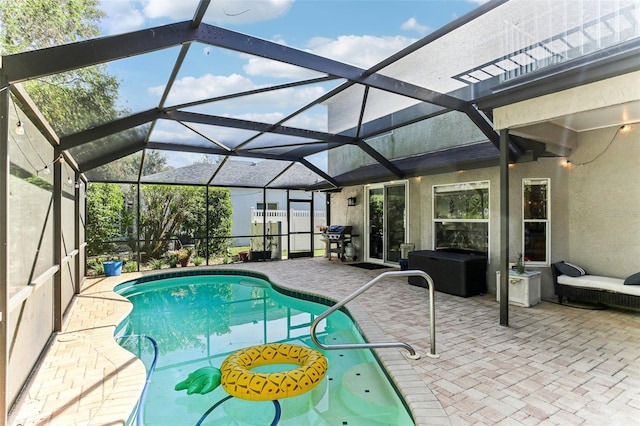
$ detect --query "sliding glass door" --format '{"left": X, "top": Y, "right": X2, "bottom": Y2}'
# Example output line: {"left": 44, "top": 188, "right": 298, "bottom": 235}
{"left": 366, "top": 182, "right": 407, "bottom": 264}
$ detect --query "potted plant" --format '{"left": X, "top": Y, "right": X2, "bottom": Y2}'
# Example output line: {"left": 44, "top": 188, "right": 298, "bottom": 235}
{"left": 103, "top": 258, "right": 123, "bottom": 276}
{"left": 514, "top": 252, "right": 525, "bottom": 274}
{"left": 250, "top": 236, "right": 272, "bottom": 261}
{"left": 167, "top": 251, "right": 179, "bottom": 268}
{"left": 177, "top": 246, "right": 195, "bottom": 267}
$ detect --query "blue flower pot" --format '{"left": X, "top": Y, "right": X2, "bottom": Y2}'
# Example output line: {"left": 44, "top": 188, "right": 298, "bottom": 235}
{"left": 103, "top": 260, "right": 123, "bottom": 276}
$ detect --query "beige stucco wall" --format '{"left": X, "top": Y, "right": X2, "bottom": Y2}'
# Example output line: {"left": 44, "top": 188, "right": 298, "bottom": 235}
{"left": 330, "top": 122, "right": 638, "bottom": 299}
{"left": 493, "top": 71, "right": 640, "bottom": 131}
{"left": 565, "top": 124, "right": 640, "bottom": 277}
{"left": 328, "top": 110, "right": 486, "bottom": 177}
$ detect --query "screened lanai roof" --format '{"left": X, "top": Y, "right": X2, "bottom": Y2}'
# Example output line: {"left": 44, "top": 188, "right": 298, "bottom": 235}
{"left": 3, "top": 0, "right": 640, "bottom": 190}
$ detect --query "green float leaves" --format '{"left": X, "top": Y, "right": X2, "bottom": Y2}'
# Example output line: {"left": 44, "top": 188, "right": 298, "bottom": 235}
{"left": 175, "top": 366, "right": 222, "bottom": 395}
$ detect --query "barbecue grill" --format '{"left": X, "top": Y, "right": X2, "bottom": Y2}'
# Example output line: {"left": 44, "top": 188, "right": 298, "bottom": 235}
{"left": 326, "top": 225, "right": 356, "bottom": 261}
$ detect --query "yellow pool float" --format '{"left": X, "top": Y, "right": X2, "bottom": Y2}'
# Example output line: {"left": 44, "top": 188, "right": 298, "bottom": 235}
{"left": 220, "top": 343, "right": 327, "bottom": 401}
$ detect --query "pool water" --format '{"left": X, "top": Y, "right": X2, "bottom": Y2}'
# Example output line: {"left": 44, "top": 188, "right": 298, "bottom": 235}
{"left": 116, "top": 274, "right": 414, "bottom": 425}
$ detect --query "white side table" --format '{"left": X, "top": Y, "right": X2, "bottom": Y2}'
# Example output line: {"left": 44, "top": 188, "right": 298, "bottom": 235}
{"left": 496, "top": 270, "right": 541, "bottom": 307}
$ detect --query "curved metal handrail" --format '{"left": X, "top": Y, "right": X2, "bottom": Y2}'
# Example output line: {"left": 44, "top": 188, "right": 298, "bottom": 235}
{"left": 310, "top": 269, "right": 438, "bottom": 359}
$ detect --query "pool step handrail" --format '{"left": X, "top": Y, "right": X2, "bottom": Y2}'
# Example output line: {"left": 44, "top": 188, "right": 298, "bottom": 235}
{"left": 310, "top": 269, "right": 438, "bottom": 359}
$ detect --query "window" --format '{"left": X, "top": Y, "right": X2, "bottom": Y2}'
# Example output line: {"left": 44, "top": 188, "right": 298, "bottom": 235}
{"left": 433, "top": 181, "right": 489, "bottom": 253}
{"left": 522, "top": 178, "right": 549, "bottom": 265}
{"left": 257, "top": 202, "right": 278, "bottom": 210}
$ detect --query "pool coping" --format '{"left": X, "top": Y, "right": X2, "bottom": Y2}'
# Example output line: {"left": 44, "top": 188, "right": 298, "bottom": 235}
{"left": 11, "top": 265, "right": 448, "bottom": 426}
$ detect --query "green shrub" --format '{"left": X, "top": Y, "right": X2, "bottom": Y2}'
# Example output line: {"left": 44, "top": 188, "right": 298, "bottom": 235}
{"left": 148, "top": 258, "right": 164, "bottom": 270}
{"left": 123, "top": 261, "right": 138, "bottom": 272}
{"left": 167, "top": 252, "right": 179, "bottom": 268}
{"left": 92, "top": 263, "right": 105, "bottom": 276}
{"left": 192, "top": 256, "right": 205, "bottom": 266}
{"left": 87, "top": 259, "right": 100, "bottom": 270}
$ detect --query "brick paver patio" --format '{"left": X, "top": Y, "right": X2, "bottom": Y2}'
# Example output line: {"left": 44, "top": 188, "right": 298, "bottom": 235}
{"left": 10, "top": 258, "right": 640, "bottom": 425}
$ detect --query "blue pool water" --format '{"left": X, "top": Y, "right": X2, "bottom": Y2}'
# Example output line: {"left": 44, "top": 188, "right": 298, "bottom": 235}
{"left": 115, "top": 272, "right": 414, "bottom": 425}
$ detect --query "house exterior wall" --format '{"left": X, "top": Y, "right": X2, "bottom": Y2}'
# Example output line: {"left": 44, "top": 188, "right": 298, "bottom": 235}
{"left": 329, "top": 123, "right": 637, "bottom": 300}
{"left": 327, "top": 186, "right": 365, "bottom": 258}
{"left": 565, "top": 125, "right": 640, "bottom": 277}
{"left": 328, "top": 110, "right": 486, "bottom": 177}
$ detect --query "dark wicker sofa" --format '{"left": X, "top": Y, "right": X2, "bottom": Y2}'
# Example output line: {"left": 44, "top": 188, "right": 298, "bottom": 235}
{"left": 551, "top": 262, "right": 640, "bottom": 309}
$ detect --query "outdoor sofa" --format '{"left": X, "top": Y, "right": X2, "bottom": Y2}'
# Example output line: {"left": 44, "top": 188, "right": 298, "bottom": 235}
{"left": 551, "top": 261, "right": 640, "bottom": 309}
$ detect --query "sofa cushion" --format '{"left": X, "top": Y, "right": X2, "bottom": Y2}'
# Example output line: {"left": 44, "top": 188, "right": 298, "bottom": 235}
{"left": 556, "top": 261, "right": 587, "bottom": 277}
{"left": 557, "top": 275, "right": 640, "bottom": 296}
{"left": 624, "top": 272, "right": 640, "bottom": 285}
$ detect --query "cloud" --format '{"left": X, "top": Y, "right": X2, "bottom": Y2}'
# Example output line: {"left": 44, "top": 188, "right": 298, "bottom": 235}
{"left": 243, "top": 57, "right": 321, "bottom": 79}
{"left": 204, "top": 0, "right": 294, "bottom": 24}
{"left": 143, "top": 0, "right": 199, "bottom": 19}
{"left": 307, "top": 35, "right": 415, "bottom": 69}
{"left": 283, "top": 112, "right": 327, "bottom": 132}
{"left": 225, "top": 109, "right": 328, "bottom": 133}
{"left": 142, "top": 0, "right": 294, "bottom": 21}
{"left": 149, "top": 73, "right": 256, "bottom": 105}
{"left": 100, "top": 0, "right": 293, "bottom": 35}
{"left": 241, "top": 33, "right": 415, "bottom": 78}
{"left": 241, "top": 33, "right": 415, "bottom": 77}
{"left": 151, "top": 127, "right": 197, "bottom": 142}
{"left": 401, "top": 17, "right": 430, "bottom": 35}
{"left": 99, "top": 1, "right": 146, "bottom": 35}
{"left": 150, "top": 73, "right": 326, "bottom": 108}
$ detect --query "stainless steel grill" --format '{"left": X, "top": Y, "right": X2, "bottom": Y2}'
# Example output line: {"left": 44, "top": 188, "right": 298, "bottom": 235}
{"left": 326, "top": 225, "right": 356, "bottom": 261}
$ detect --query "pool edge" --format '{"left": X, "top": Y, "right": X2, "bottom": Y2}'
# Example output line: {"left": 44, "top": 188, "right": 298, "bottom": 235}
{"left": 106, "top": 265, "right": 449, "bottom": 426}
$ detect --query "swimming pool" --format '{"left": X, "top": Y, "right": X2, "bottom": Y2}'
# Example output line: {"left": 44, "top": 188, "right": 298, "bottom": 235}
{"left": 115, "top": 271, "right": 414, "bottom": 425}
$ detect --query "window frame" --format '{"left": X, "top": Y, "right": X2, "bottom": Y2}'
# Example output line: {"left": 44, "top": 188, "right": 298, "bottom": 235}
{"left": 522, "top": 178, "right": 550, "bottom": 266}
{"left": 432, "top": 180, "right": 490, "bottom": 255}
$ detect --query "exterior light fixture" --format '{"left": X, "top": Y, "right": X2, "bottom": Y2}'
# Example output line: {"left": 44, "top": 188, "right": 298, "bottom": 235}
{"left": 347, "top": 197, "right": 356, "bottom": 206}
{"left": 15, "top": 121, "right": 25, "bottom": 135}
{"left": 42, "top": 165, "right": 51, "bottom": 175}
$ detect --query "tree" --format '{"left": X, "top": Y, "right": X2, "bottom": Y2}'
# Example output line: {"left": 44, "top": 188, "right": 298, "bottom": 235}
{"left": 139, "top": 185, "right": 233, "bottom": 260}
{"left": 198, "top": 188, "right": 233, "bottom": 257}
{"left": 139, "top": 185, "right": 204, "bottom": 259}
{"left": 0, "top": 0, "right": 104, "bottom": 52}
{"left": 0, "top": 0, "right": 122, "bottom": 135}
{"left": 1, "top": 1, "right": 236, "bottom": 264}
{"left": 86, "top": 183, "right": 124, "bottom": 255}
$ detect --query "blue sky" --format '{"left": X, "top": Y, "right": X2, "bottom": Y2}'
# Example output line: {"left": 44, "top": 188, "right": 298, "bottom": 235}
{"left": 98, "top": 0, "right": 487, "bottom": 107}
{"left": 95, "top": 0, "right": 488, "bottom": 169}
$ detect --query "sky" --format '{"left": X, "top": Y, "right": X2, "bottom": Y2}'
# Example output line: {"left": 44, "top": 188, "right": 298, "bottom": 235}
{"left": 94, "top": 0, "right": 489, "bottom": 169}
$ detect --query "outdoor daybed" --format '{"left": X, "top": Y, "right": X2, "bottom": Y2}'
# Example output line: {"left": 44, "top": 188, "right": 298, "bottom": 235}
{"left": 552, "top": 262, "right": 640, "bottom": 309}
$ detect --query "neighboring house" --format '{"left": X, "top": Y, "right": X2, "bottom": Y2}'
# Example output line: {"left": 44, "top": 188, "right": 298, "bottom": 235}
{"left": 143, "top": 160, "right": 327, "bottom": 249}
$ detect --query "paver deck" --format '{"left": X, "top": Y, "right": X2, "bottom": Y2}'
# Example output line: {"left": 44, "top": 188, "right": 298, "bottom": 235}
{"left": 10, "top": 258, "right": 640, "bottom": 425}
